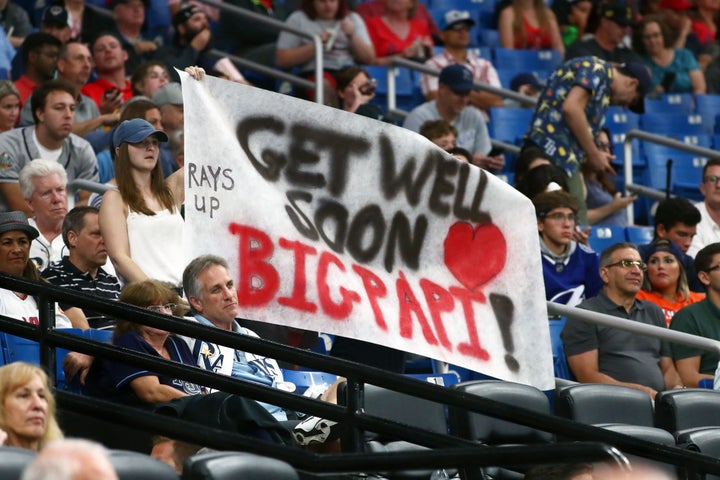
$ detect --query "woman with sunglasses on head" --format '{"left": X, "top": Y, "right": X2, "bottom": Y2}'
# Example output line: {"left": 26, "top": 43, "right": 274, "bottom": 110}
{"left": 582, "top": 128, "right": 637, "bottom": 226}
{"left": 85, "top": 280, "right": 202, "bottom": 406}
{"left": 636, "top": 239, "right": 704, "bottom": 326}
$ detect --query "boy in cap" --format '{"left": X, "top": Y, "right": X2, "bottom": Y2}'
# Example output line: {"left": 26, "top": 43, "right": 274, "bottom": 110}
{"left": 405, "top": 64, "right": 503, "bottom": 172}
{"left": 40, "top": 5, "right": 72, "bottom": 44}
{"left": 421, "top": 10, "right": 502, "bottom": 119}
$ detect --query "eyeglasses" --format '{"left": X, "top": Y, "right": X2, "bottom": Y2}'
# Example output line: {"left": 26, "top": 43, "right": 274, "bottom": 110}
{"left": 447, "top": 23, "right": 471, "bottom": 31}
{"left": 704, "top": 175, "right": 720, "bottom": 184}
{"left": 542, "top": 212, "right": 576, "bottom": 222}
{"left": 604, "top": 259, "right": 647, "bottom": 270}
{"left": 146, "top": 303, "right": 176, "bottom": 313}
{"left": 595, "top": 141, "right": 612, "bottom": 152}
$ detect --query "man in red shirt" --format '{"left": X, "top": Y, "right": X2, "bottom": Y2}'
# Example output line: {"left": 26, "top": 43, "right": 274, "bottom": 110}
{"left": 13, "top": 33, "right": 61, "bottom": 107}
{"left": 81, "top": 33, "right": 133, "bottom": 110}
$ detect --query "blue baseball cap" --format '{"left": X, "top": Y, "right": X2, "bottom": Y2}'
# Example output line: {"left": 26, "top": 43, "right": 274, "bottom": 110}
{"left": 112, "top": 119, "right": 168, "bottom": 149}
{"left": 439, "top": 64, "right": 475, "bottom": 93}
{"left": 439, "top": 10, "right": 476, "bottom": 30}
{"left": 617, "top": 61, "right": 652, "bottom": 113}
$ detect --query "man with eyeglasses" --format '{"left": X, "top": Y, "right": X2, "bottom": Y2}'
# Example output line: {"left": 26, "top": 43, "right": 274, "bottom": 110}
{"left": 404, "top": 64, "right": 503, "bottom": 172}
{"left": 562, "top": 242, "right": 683, "bottom": 397}
{"left": 670, "top": 243, "right": 720, "bottom": 387}
{"left": 533, "top": 190, "right": 601, "bottom": 306}
{"left": 688, "top": 159, "right": 720, "bottom": 258}
{"left": 420, "top": 10, "right": 502, "bottom": 119}
{"left": 13, "top": 32, "right": 61, "bottom": 107}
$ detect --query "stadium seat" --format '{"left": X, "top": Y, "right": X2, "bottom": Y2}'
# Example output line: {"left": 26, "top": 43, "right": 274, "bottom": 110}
{"left": 364, "top": 65, "right": 418, "bottom": 112}
{"left": 599, "top": 423, "right": 676, "bottom": 445}
{"left": 676, "top": 426, "right": 720, "bottom": 477}
{"left": 84, "top": 328, "right": 114, "bottom": 343}
{"left": 554, "top": 384, "right": 655, "bottom": 426}
{"left": 643, "top": 94, "right": 695, "bottom": 114}
{"left": 585, "top": 225, "right": 626, "bottom": 254}
{"left": 655, "top": 389, "right": 720, "bottom": 434}
{"left": 605, "top": 106, "right": 640, "bottom": 135}
{"left": 492, "top": 48, "right": 562, "bottom": 72}
{"left": 695, "top": 94, "right": 720, "bottom": 129}
{"left": 280, "top": 370, "right": 337, "bottom": 396}
{"left": 478, "top": 29, "right": 500, "bottom": 47}
{"left": 182, "top": 451, "right": 299, "bottom": 480}
{"left": 488, "top": 107, "right": 534, "bottom": 144}
{"left": 643, "top": 143, "right": 706, "bottom": 200}
{"left": 109, "top": 450, "right": 178, "bottom": 480}
{"left": 466, "top": 46, "right": 493, "bottom": 60}
{"left": 640, "top": 113, "right": 711, "bottom": 135}
{"left": 625, "top": 226, "right": 654, "bottom": 246}
{"left": 548, "top": 317, "right": 572, "bottom": 380}
{"left": 0, "top": 446, "right": 35, "bottom": 479}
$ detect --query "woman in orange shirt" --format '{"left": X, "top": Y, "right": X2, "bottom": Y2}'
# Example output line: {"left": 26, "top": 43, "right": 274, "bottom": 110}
{"left": 636, "top": 239, "right": 704, "bottom": 326}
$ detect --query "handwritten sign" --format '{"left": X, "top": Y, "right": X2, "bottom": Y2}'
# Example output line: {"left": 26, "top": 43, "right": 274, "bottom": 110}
{"left": 181, "top": 72, "right": 553, "bottom": 390}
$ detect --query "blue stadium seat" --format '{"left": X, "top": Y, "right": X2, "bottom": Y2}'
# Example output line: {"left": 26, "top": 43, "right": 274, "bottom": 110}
{"left": 680, "top": 133, "right": 713, "bottom": 148}
{"left": 466, "top": 46, "right": 493, "bottom": 60}
{"left": 488, "top": 106, "right": 534, "bottom": 144}
{"left": 625, "top": 226, "right": 654, "bottom": 246}
{"left": 586, "top": 225, "right": 626, "bottom": 253}
{"left": 695, "top": 94, "right": 720, "bottom": 128}
{"left": 478, "top": 28, "right": 500, "bottom": 47}
{"left": 643, "top": 94, "right": 695, "bottom": 114}
{"left": 84, "top": 328, "right": 114, "bottom": 343}
{"left": 643, "top": 143, "right": 706, "bottom": 200}
{"left": 640, "top": 113, "right": 711, "bottom": 135}
{"left": 429, "top": 0, "right": 490, "bottom": 9}
{"left": 605, "top": 106, "right": 640, "bottom": 134}
{"left": 493, "top": 48, "right": 562, "bottom": 72}
{"left": 364, "top": 65, "right": 418, "bottom": 111}
{"left": 280, "top": 370, "right": 337, "bottom": 396}
{"left": 548, "top": 317, "right": 572, "bottom": 380}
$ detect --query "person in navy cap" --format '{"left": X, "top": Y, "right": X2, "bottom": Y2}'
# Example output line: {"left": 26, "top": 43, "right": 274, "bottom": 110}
{"left": 404, "top": 64, "right": 503, "bottom": 173}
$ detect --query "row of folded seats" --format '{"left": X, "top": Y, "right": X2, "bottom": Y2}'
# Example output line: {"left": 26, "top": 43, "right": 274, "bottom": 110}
{"left": 0, "top": 447, "right": 300, "bottom": 480}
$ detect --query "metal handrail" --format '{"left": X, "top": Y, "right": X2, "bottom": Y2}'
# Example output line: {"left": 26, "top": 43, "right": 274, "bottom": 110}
{"left": 548, "top": 301, "right": 720, "bottom": 355}
{"left": 622, "top": 129, "right": 720, "bottom": 224}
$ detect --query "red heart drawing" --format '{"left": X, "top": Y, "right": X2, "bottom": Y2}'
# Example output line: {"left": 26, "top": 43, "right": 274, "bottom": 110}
{"left": 444, "top": 222, "right": 507, "bottom": 291}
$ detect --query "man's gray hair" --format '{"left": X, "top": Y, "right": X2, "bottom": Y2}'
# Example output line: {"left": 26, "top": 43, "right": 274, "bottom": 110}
{"left": 21, "top": 438, "right": 113, "bottom": 480}
{"left": 183, "top": 254, "right": 230, "bottom": 301}
{"left": 19, "top": 159, "right": 68, "bottom": 199}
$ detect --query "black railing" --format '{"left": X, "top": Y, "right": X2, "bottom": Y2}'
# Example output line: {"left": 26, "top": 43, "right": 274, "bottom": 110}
{"left": 3, "top": 273, "right": 720, "bottom": 476}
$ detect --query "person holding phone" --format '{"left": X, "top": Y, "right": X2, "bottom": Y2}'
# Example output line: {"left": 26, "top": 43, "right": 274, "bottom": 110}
{"left": 633, "top": 15, "right": 706, "bottom": 94}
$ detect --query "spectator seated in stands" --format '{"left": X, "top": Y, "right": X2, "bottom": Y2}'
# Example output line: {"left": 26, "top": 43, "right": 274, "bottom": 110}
{"left": 334, "top": 66, "right": 394, "bottom": 123}
{"left": 85, "top": 280, "right": 202, "bottom": 406}
{"left": 81, "top": 33, "right": 133, "bottom": 109}
{"left": 670, "top": 242, "right": 720, "bottom": 387}
{"left": 0, "top": 0, "right": 32, "bottom": 48}
{"left": 0, "top": 362, "right": 64, "bottom": 451}
{"left": 356, "top": 0, "right": 440, "bottom": 40}
{"left": 420, "top": 119, "right": 457, "bottom": 151}
{"left": 99, "top": 118, "right": 184, "bottom": 287}
{"left": 636, "top": 239, "right": 705, "bottom": 326}
{"left": 64, "top": 0, "right": 115, "bottom": 44}
{"left": 562, "top": 241, "right": 684, "bottom": 397}
{"left": 40, "top": 5, "right": 72, "bottom": 45}
{"left": 0, "top": 211, "right": 87, "bottom": 329}
{"left": 0, "top": 81, "right": 20, "bottom": 133}
{"left": 503, "top": 72, "right": 543, "bottom": 107}
{"left": 582, "top": 128, "right": 636, "bottom": 226}
{"left": 19, "top": 159, "right": 69, "bottom": 270}
{"left": 633, "top": 15, "right": 706, "bottom": 95}
{"left": 13, "top": 33, "right": 62, "bottom": 107}
{"left": 404, "top": 65, "right": 503, "bottom": 173}
{"left": 154, "top": 5, "right": 249, "bottom": 84}
{"left": 110, "top": 0, "right": 157, "bottom": 74}
{"left": 638, "top": 197, "right": 703, "bottom": 292}
{"left": 364, "top": 0, "right": 434, "bottom": 65}
{"left": 552, "top": 0, "right": 593, "bottom": 47}
{"left": 130, "top": 60, "right": 169, "bottom": 98}
{"left": 565, "top": 3, "right": 642, "bottom": 63}
{"left": 0, "top": 79, "right": 99, "bottom": 215}
{"left": 275, "top": 0, "right": 375, "bottom": 106}
{"left": 42, "top": 206, "right": 121, "bottom": 326}
{"left": 689, "top": 0, "right": 719, "bottom": 70}
{"left": 20, "top": 41, "right": 121, "bottom": 137}
{"left": 21, "top": 438, "right": 118, "bottom": 480}
{"left": 689, "top": 159, "right": 720, "bottom": 258}
{"left": 514, "top": 146, "right": 570, "bottom": 199}
{"left": 534, "top": 190, "right": 601, "bottom": 306}
{"left": 422, "top": 10, "right": 503, "bottom": 119}
{"left": 497, "top": 0, "right": 565, "bottom": 56}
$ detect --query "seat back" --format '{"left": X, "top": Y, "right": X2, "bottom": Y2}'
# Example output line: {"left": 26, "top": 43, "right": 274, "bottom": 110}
{"left": 493, "top": 48, "right": 562, "bottom": 71}
{"left": 448, "top": 380, "right": 553, "bottom": 444}
{"left": 599, "top": 423, "right": 676, "bottom": 445}
{"left": 640, "top": 113, "right": 710, "bottom": 135}
{"left": 109, "top": 450, "right": 178, "bottom": 480}
{"left": 625, "top": 226, "right": 654, "bottom": 246}
{"left": 0, "top": 446, "right": 36, "bottom": 480}
{"left": 586, "top": 225, "right": 626, "bottom": 254}
{"left": 643, "top": 94, "right": 695, "bottom": 114}
{"left": 677, "top": 427, "right": 720, "bottom": 465}
{"left": 555, "top": 384, "right": 655, "bottom": 426}
{"left": 488, "top": 107, "right": 534, "bottom": 144}
{"left": 655, "top": 389, "right": 720, "bottom": 433}
{"left": 605, "top": 106, "right": 640, "bottom": 134}
{"left": 280, "top": 369, "right": 337, "bottom": 396}
{"left": 363, "top": 383, "right": 449, "bottom": 437}
{"left": 181, "top": 451, "right": 299, "bottom": 480}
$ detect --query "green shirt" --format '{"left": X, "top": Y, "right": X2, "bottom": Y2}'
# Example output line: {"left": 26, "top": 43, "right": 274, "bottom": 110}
{"left": 670, "top": 298, "right": 720, "bottom": 374}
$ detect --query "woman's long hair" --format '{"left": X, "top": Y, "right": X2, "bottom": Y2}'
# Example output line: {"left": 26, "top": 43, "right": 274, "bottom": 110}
{"left": 114, "top": 142, "right": 176, "bottom": 216}
{"left": 511, "top": 0, "right": 550, "bottom": 48}
{"left": 641, "top": 242, "right": 691, "bottom": 301}
{"left": 0, "top": 362, "right": 63, "bottom": 449}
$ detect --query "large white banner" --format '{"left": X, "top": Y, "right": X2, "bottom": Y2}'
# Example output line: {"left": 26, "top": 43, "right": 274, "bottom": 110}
{"left": 181, "top": 72, "right": 553, "bottom": 390}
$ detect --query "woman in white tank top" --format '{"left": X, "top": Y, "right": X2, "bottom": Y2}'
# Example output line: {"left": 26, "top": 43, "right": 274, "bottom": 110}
{"left": 99, "top": 119, "right": 185, "bottom": 287}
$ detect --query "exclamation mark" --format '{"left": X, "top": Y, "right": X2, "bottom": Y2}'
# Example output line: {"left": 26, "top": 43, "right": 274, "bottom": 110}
{"left": 489, "top": 293, "right": 519, "bottom": 372}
